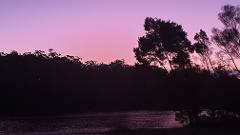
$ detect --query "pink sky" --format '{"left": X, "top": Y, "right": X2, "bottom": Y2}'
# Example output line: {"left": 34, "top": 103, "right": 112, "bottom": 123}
{"left": 0, "top": 0, "right": 239, "bottom": 64}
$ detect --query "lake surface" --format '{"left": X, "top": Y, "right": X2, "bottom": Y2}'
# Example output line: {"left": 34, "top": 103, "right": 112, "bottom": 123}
{"left": 0, "top": 111, "right": 182, "bottom": 135}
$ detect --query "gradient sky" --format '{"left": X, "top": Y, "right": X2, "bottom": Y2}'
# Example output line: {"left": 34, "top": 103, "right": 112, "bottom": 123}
{"left": 0, "top": 0, "right": 239, "bottom": 64}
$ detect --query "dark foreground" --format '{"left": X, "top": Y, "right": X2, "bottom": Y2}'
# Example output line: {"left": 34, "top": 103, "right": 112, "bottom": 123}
{"left": 0, "top": 111, "right": 179, "bottom": 135}
{"left": 1, "top": 112, "right": 240, "bottom": 135}
{"left": 5, "top": 128, "right": 240, "bottom": 135}
{"left": 112, "top": 128, "right": 240, "bottom": 135}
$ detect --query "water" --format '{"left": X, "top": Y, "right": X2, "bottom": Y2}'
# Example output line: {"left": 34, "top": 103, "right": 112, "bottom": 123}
{"left": 0, "top": 111, "right": 181, "bottom": 134}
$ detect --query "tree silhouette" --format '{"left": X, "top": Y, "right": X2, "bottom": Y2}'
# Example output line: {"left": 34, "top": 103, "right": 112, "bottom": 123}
{"left": 48, "top": 49, "right": 61, "bottom": 58}
{"left": 134, "top": 17, "right": 193, "bottom": 71}
{"left": 109, "top": 59, "right": 127, "bottom": 71}
{"left": 0, "top": 4, "right": 240, "bottom": 129}
{"left": 193, "top": 30, "right": 214, "bottom": 71}
{"left": 212, "top": 5, "right": 240, "bottom": 72}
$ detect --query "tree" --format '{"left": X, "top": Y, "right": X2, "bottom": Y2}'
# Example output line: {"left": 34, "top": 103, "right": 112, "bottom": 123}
{"left": 48, "top": 49, "right": 61, "bottom": 58}
{"left": 212, "top": 5, "right": 240, "bottom": 72}
{"left": 110, "top": 59, "right": 126, "bottom": 67}
{"left": 193, "top": 30, "right": 214, "bottom": 71}
{"left": 34, "top": 50, "right": 47, "bottom": 58}
{"left": 134, "top": 17, "right": 193, "bottom": 71}
{"left": 109, "top": 59, "right": 128, "bottom": 72}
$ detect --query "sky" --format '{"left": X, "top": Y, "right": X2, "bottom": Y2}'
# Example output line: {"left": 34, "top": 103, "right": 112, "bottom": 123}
{"left": 0, "top": 0, "right": 239, "bottom": 64}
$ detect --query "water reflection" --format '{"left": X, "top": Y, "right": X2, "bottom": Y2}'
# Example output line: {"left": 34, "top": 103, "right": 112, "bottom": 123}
{"left": 0, "top": 111, "right": 181, "bottom": 134}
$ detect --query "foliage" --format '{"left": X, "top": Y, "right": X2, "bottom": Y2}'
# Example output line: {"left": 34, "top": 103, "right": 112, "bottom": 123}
{"left": 193, "top": 30, "right": 214, "bottom": 71}
{"left": 134, "top": 17, "right": 193, "bottom": 71}
{"left": 1, "top": 4, "right": 240, "bottom": 128}
{"left": 212, "top": 5, "right": 240, "bottom": 72}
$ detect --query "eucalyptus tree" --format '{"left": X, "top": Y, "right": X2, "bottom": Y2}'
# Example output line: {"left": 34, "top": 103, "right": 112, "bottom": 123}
{"left": 134, "top": 17, "right": 193, "bottom": 71}
{"left": 193, "top": 30, "right": 214, "bottom": 71}
{"left": 212, "top": 5, "right": 240, "bottom": 72}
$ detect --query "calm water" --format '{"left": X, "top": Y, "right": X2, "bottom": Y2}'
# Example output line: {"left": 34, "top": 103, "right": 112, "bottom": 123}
{"left": 0, "top": 111, "right": 181, "bottom": 135}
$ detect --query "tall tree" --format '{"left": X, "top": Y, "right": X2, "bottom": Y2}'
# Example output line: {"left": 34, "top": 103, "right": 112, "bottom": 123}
{"left": 134, "top": 17, "right": 193, "bottom": 71}
{"left": 212, "top": 5, "right": 240, "bottom": 72}
{"left": 193, "top": 30, "right": 214, "bottom": 71}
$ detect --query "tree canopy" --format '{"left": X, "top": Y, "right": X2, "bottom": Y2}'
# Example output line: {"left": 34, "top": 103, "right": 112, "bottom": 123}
{"left": 212, "top": 4, "right": 240, "bottom": 72}
{"left": 134, "top": 17, "right": 193, "bottom": 71}
{"left": 1, "top": 4, "right": 240, "bottom": 128}
{"left": 193, "top": 30, "right": 213, "bottom": 71}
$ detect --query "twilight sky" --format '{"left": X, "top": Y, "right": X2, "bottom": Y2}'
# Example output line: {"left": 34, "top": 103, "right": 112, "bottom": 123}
{"left": 0, "top": 0, "right": 239, "bottom": 64}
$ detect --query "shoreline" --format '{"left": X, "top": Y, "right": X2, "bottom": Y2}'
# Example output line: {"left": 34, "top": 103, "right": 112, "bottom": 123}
{"left": 110, "top": 127, "right": 240, "bottom": 135}
{"left": 7, "top": 127, "right": 240, "bottom": 135}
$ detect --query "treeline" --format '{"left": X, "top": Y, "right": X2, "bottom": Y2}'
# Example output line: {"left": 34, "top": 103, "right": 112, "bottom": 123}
{"left": 0, "top": 4, "right": 240, "bottom": 127}
{"left": 132, "top": 4, "right": 240, "bottom": 126}
{"left": 0, "top": 50, "right": 239, "bottom": 115}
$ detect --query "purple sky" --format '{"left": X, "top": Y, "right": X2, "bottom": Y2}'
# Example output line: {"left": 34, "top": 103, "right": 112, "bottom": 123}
{"left": 0, "top": 0, "right": 239, "bottom": 64}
